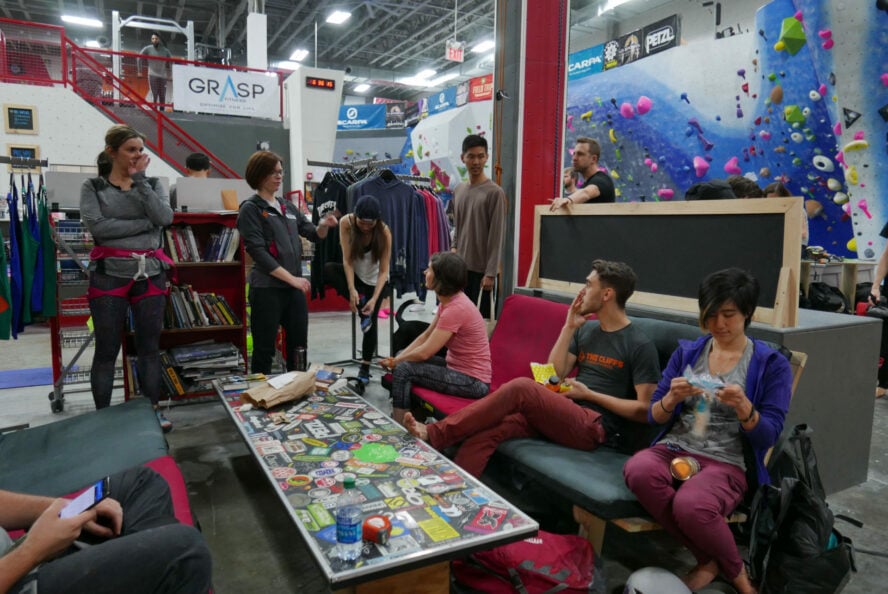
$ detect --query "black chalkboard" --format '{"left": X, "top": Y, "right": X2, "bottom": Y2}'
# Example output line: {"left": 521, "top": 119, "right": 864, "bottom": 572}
{"left": 539, "top": 213, "right": 784, "bottom": 307}
{"left": 6, "top": 106, "right": 34, "bottom": 130}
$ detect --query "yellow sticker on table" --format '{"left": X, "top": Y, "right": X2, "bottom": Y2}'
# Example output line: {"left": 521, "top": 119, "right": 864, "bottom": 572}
{"left": 418, "top": 517, "right": 460, "bottom": 542}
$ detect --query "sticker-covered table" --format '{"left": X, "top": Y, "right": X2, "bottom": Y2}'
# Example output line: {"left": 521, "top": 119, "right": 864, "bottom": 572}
{"left": 215, "top": 382, "right": 538, "bottom": 592}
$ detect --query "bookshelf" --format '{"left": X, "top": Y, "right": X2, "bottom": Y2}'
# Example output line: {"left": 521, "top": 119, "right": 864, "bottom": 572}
{"left": 122, "top": 212, "right": 248, "bottom": 400}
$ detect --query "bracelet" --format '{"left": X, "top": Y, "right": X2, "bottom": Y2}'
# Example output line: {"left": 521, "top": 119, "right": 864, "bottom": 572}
{"left": 659, "top": 399, "right": 674, "bottom": 414}
{"left": 740, "top": 406, "right": 757, "bottom": 423}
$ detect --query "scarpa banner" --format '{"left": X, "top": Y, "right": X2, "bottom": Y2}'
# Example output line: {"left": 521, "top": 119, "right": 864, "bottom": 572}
{"left": 567, "top": 44, "right": 604, "bottom": 80}
{"left": 428, "top": 86, "right": 457, "bottom": 114}
{"left": 172, "top": 65, "right": 279, "bottom": 119}
{"left": 337, "top": 104, "right": 387, "bottom": 130}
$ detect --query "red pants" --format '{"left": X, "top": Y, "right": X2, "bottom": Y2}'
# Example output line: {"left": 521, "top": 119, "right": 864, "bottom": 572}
{"left": 426, "top": 377, "right": 606, "bottom": 477}
{"left": 623, "top": 444, "right": 748, "bottom": 579}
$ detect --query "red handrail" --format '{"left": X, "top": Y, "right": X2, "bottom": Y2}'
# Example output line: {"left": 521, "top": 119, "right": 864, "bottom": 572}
{"left": 65, "top": 40, "right": 241, "bottom": 179}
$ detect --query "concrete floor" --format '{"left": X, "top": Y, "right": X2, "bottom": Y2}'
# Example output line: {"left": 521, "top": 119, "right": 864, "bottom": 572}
{"left": 1, "top": 308, "right": 886, "bottom": 593}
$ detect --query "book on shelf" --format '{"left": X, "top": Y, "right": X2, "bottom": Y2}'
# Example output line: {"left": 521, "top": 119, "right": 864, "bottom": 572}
{"left": 214, "top": 294, "right": 241, "bottom": 325}
{"left": 164, "top": 229, "right": 180, "bottom": 263}
{"left": 125, "top": 355, "right": 141, "bottom": 396}
{"left": 159, "top": 351, "right": 186, "bottom": 397}
{"left": 169, "top": 341, "right": 241, "bottom": 365}
{"left": 222, "top": 229, "right": 240, "bottom": 262}
{"left": 185, "top": 226, "right": 201, "bottom": 262}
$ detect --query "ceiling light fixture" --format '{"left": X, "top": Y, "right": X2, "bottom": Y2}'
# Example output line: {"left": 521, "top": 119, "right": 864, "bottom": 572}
{"left": 289, "top": 48, "right": 309, "bottom": 62}
{"left": 326, "top": 10, "right": 352, "bottom": 25}
{"left": 354, "top": 83, "right": 370, "bottom": 93}
{"left": 415, "top": 69, "right": 437, "bottom": 80}
{"left": 276, "top": 61, "right": 302, "bottom": 71}
{"left": 84, "top": 40, "right": 102, "bottom": 48}
{"left": 471, "top": 40, "right": 495, "bottom": 53}
{"left": 61, "top": 15, "right": 104, "bottom": 28}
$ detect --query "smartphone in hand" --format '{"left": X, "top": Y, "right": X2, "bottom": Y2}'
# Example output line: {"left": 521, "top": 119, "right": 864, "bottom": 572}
{"left": 59, "top": 477, "right": 110, "bottom": 519}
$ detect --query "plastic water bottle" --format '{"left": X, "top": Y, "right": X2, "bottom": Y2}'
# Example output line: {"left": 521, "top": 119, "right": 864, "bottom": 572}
{"left": 336, "top": 477, "right": 363, "bottom": 561}
{"left": 692, "top": 395, "right": 711, "bottom": 438}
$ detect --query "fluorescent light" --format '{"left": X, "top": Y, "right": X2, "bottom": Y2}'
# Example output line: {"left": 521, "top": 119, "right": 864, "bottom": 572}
{"left": 354, "top": 83, "right": 370, "bottom": 93}
{"left": 289, "top": 48, "right": 309, "bottom": 62}
{"left": 61, "top": 15, "right": 104, "bottom": 28}
{"left": 84, "top": 40, "right": 102, "bottom": 48}
{"left": 429, "top": 72, "right": 459, "bottom": 86}
{"left": 415, "top": 69, "right": 437, "bottom": 80}
{"left": 399, "top": 76, "right": 432, "bottom": 88}
{"left": 326, "top": 10, "right": 352, "bottom": 24}
{"left": 472, "top": 40, "right": 495, "bottom": 53}
{"left": 276, "top": 61, "right": 302, "bottom": 70}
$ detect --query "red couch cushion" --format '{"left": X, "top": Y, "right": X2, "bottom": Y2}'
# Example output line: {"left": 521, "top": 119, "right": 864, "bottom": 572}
{"left": 408, "top": 294, "right": 582, "bottom": 417}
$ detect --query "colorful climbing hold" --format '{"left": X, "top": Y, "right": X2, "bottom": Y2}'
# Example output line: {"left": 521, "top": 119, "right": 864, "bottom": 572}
{"left": 636, "top": 96, "right": 653, "bottom": 115}
{"left": 783, "top": 105, "right": 806, "bottom": 124}
{"left": 723, "top": 156, "right": 742, "bottom": 175}
{"left": 812, "top": 155, "right": 834, "bottom": 172}
{"left": 693, "top": 156, "right": 710, "bottom": 178}
{"left": 777, "top": 17, "right": 807, "bottom": 55}
{"left": 620, "top": 102, "right": 635, "bottom": 118}
{"left": 857, "top": 198, "right": 872, "bottom": 219}
{"left": 770, "top": 86, "right": 784, "bottom": 104}
{"left": 580, "top": 110, "right": 593, "bottom": 122}
{"left": 657, "top": 188, "right": 674, "bottom": 200}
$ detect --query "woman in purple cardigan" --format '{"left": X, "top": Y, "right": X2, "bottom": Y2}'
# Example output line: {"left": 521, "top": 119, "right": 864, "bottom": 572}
{"left": 623, "top": 268, "right": 792, "bottom": 594}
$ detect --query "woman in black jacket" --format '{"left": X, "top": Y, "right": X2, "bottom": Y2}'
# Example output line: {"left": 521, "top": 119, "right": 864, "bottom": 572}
{"left": 237, "top": 151, "right": 337, "bottom": 374}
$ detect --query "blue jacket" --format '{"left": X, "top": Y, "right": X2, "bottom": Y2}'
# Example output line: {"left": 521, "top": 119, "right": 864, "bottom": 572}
{"left": 649, "top": 335, "right": 792, "bottom": 487}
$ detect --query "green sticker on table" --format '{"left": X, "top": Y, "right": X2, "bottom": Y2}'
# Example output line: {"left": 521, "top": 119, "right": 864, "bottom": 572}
{"left": 353, "top": 442, "right": 399, "bottom": 463}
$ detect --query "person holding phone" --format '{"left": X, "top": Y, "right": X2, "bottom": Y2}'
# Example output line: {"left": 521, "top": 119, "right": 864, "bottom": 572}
{"left": 0, "top": 466, "right": 211, "bottom": 594}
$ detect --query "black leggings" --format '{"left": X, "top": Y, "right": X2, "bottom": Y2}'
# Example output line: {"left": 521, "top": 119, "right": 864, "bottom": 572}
{"left": 88, "top": 271, "right": 167, "bottom": 408}
{"left": 324, "top": 262, "right": 390, "bottom": 363}
{"left": 249, "top": 285, "right": 308, "bottom": 374}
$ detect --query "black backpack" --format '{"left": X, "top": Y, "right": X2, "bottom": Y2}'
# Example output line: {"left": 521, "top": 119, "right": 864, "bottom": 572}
{"left": 805, "top": 282, "right": 850, "bottom": 313}
{"left": 745, "top": 424, "right": 858, "bottom": 593}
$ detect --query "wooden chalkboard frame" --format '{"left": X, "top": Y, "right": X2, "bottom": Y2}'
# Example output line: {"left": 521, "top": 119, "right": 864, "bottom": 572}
{"left": 525, "top": 198, "right": 803, "bottom": 327}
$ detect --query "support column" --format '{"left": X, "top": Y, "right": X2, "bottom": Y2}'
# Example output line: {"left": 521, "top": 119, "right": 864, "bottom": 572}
{"left": 246, "top": 12, "right": 268, "bottom": 70}
{"left": 495, "top": 0, "right": 569, "bottom": 294}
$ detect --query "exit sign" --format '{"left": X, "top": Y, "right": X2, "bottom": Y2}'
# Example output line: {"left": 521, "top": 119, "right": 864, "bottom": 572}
{"left": 446, "top": 39, "right": 464, "bottom": 63}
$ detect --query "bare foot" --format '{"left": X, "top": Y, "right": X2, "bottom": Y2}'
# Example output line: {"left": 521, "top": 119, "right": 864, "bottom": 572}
{"left": 876, "top": 386, "right": 887, "bottom": 399}
{"left": 404, "top": 413, "right": 428, "bottom": 441}
{"left": 683, "top": 560, "right": 719, "bottom": 592}
{"left": 731, "top": 566, "right": 757, "bottom": 594}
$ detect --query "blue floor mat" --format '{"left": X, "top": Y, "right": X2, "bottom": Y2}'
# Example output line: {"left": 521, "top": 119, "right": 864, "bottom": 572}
{"left": 0, "top": 367, "right": 54, "bottom": 389}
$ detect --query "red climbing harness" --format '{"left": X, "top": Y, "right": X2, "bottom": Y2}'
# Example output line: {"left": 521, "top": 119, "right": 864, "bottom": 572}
{"left": 87, "top": 246, "right": 176, "bottom": 304}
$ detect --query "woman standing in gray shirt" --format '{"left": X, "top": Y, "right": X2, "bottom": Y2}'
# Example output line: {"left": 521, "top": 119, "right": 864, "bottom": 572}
{"left": 80, "top": 125, "right": 174, "bottom": 430}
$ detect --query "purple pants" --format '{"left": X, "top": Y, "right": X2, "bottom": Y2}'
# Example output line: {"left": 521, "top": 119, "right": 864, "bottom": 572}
{"left": 623, "top": 443, "right": 748, "bottom": 579}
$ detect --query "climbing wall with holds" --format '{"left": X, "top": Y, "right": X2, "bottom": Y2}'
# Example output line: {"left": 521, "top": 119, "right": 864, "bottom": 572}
{"left": 814, "top": 0, "right": 888, "bottom": 259}
{"left": 563, "top": 0, "right": 888, "bottom": 259}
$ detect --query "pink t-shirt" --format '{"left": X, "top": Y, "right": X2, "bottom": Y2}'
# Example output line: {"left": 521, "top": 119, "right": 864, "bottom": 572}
{"left": 435, "top": 292, "right": 492, "bottom": 383}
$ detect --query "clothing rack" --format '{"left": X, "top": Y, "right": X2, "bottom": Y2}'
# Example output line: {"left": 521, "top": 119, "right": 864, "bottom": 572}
{"left": 307, "top": 157, "right": 402, "bottom": 170}
{"left": 0, "top": 156, "right": 48, "bottom": 169}
{"left": 396, "top": 174, "right": 432, "bottom": 186}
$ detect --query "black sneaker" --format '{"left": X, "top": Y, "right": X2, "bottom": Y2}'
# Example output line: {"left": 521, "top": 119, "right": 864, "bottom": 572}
{"left": 358, "top": 364, "right": 371, "bottom": 383}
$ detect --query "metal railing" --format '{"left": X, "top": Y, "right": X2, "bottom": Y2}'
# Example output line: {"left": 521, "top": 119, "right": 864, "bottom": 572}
{"left": 0, "top": 17, "right": 287, "bottom": 179}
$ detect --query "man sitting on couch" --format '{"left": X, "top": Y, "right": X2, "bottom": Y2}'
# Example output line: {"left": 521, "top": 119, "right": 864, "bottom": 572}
{"left": 405, "top": 259, "right": 661, "bottom": 477}
{"left": 0, "top": 466, "right": 211, "bottom": 594}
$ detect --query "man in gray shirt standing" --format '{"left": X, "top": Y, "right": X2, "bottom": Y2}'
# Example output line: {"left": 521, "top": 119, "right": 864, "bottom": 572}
{"left": 140, "top": 32, "right": 172, "bottom": 107}
{"left": 451, "top": 134, "right": 506, "bottom": 317}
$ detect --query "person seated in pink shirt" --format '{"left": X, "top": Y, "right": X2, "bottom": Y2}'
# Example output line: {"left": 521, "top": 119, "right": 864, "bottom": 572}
{"left": 382, "top": 252, "right": 492, "bottom": 424}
